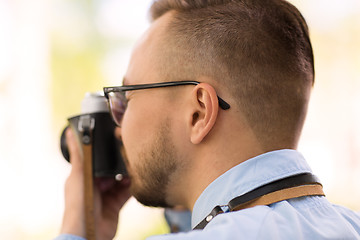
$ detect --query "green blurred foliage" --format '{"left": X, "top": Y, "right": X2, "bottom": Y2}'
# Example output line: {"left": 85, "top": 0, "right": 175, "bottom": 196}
{"left": 51, "top": 36, "right": 106, "bottom": 128}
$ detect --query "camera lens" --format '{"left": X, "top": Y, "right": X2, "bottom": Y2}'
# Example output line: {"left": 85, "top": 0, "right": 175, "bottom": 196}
{"left": 60, "top": 126, "right": 70, "bottom": 162}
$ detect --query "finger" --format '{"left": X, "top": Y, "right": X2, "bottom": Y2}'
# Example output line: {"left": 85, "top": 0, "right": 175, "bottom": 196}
{"left": 61, "top": 128, "right": 87, "bottom": 237}
{"left": 96, "top": 176, "right": 131, "bottom": 193}
{"left": 65, "top": 128, "right": 82, "bottom": 171}
{"left": 96, "top": 178, "right": 115, "bottom": 192}
{"left": 101, "top": 179, "right": 132, "bottom": 212}
{"left": 113, "top": 180, "right": 131, "bottom": 207}
{"left": 118, "top": 176, "right": 131, "bottom": 188}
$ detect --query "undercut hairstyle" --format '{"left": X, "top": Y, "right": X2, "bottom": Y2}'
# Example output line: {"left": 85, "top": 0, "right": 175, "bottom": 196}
{"left": 149, "top": 0, "right": 314, "bottom": 150}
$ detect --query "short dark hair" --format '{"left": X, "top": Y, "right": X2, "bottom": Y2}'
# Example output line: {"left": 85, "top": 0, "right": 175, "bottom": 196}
{"left": 150, "top": 0, "right": 314, "bottom": 149}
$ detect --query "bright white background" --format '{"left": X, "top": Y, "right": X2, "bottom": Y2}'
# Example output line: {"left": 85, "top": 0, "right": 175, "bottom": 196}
{"left": 0, "top": 0, "right": 359, "bottom": 239}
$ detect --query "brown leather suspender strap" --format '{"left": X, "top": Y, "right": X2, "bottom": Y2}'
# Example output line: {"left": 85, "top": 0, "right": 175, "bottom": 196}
{"left": 79, "top": 115, "right": 96, "bottom": 240}
{"left": 193, "top": 173, "right": 325, "bottom": 230}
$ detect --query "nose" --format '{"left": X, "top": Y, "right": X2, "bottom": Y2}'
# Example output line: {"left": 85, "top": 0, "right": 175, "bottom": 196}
{"left": 114, "top": 127, "right": 122, "bottom": 140}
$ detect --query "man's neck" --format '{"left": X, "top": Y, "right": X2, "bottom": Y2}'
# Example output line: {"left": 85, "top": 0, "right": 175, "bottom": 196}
{"left": 179, "top": 133, "right": 264, "bottom": 210}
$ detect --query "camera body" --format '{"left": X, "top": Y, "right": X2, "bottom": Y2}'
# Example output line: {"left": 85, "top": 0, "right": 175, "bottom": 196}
{"left": 60, "top": 92, "right": 127, "bottom": 178}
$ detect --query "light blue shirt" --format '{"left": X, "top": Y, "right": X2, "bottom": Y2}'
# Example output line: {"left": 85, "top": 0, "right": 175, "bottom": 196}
{"left": 56, "top": 150, "right": 360, "bottom": 239}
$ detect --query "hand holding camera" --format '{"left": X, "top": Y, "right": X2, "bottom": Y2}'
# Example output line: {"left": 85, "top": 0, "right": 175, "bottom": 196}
{"left": 60, "top": 92, "right": 131, "bottom": 240}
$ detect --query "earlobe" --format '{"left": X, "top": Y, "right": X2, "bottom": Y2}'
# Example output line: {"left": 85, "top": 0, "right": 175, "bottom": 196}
{"left": 190, "top": 83, "right": 219, "bottom": 144}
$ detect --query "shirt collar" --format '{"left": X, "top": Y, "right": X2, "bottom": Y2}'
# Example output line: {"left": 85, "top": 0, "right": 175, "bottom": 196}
{"left": 191, "top": 149, "right": 313, "bottom": 228}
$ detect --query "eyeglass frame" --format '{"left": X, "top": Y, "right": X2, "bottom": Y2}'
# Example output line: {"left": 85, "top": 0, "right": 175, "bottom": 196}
{"left": 103, "top": 80, "right": 230, "bottom": 126}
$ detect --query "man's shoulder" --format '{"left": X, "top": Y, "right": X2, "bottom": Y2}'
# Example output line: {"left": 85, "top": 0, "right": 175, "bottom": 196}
{"left": 206, "top": 196, "right": 360, "bottom": 239}
{"left": 332, "top": 203, "right": 360, "bottom": 228}
{"left": 149, "top": 196, "right": 360, "bottom": 240}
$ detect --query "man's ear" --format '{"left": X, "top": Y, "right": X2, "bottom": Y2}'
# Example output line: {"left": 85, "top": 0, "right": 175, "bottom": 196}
{"left": 189, "top": 83, "right": 219, "bottom": 144}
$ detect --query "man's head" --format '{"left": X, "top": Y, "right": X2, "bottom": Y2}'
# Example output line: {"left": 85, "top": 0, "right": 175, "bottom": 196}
{"left": 150, "top": 0, "right": 314, "bottom": 150}
{"left": 119, "top": 0, "right": 314, "bottom": 209}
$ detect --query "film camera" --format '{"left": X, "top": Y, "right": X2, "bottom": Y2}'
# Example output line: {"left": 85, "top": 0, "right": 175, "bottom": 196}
{"left": 60, "top": 92, "right": 127, "bottom": 179}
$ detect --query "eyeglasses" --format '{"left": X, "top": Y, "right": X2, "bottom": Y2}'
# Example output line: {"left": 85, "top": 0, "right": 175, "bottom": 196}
{"left": 103, "top": 80, "right": 230, "bottom": 127}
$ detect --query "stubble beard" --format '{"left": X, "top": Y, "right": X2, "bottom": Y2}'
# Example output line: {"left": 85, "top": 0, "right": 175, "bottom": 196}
{"left": 129, "top": 121, "right": 179, "bottom": 208}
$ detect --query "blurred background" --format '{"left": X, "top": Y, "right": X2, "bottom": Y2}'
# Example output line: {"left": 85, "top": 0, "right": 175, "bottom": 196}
{"left": 0, "top": 0, "right": 359, "bottom": 239}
